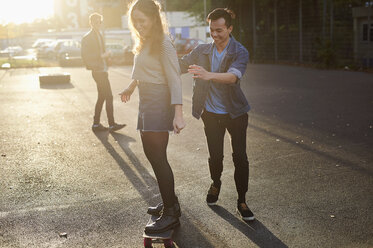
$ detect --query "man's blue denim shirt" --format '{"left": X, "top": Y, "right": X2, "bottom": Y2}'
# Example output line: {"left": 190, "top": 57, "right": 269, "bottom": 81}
{"left": 179, "top": 36, "right": 250, "bottom": 119}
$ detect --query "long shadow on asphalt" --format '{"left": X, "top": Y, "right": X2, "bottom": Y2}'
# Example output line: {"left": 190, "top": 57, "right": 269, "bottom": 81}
{"left": 111, "top": 132, "right": 157, "bottom": 188}
{"left": 94, "top": 131, "right": 157, "bottom": 200}
{"left": 39, "top": 82, "right": 74, "bottom": 89}
{"left": 209, "top": 205, "right": 288, "bottom": 248}
{"left": 94, "top": 131, "right": 217, "bottom": 247}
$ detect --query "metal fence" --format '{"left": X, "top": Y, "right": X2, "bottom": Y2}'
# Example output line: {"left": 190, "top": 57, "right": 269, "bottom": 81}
{"left": 214, "top": 0, "right": 373, "bottom": 68}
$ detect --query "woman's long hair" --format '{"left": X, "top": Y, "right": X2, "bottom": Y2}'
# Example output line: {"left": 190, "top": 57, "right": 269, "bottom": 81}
{"left": 128, "top": 0, "right": 169, "bottom": 56}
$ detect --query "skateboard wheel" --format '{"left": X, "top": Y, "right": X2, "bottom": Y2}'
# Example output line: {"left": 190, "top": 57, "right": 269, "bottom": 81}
{"left": 144, "top": 237, "right": 152, "bottom": 248}
{"left": 163, "top": 239, "right": 173, "bottom": 248}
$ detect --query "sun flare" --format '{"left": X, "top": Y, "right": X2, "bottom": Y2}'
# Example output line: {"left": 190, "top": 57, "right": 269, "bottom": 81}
{"left": 0, "top": 0, "right": 54, "bottom": 24}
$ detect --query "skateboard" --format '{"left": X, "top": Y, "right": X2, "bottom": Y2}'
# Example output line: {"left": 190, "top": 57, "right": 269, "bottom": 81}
{"left": 143, "top": 215, "right": 175, "bottom": 248}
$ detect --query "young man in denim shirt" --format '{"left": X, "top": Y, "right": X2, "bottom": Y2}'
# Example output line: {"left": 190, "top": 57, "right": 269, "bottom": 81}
{"left": 179, "top": 8, "right": 254, "bottom": 221}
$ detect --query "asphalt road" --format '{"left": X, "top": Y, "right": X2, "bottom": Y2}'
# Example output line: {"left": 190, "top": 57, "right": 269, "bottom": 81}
{"left": 0, "top": 65, "right": 372, "bottom": 248}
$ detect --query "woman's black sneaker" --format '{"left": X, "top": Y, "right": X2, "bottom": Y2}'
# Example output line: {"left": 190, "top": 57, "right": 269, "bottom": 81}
{"left": 206, "top": 183, "right": 220, "bottom": 206}
{"left": 147, "top": 203, "right": 163, "bottom": 216}
{"left": 237, "top": 202, "right": 255, "bottom": 221}
{"left": 147, "top": 200, "right": 181, "bottom": 217}
{"left": 145, "top": 207, "right": 180, "bottom": 234}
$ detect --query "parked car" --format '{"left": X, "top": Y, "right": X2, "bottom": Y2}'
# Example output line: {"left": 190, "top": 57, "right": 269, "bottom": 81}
{"left": 0, "top": 46, "right": 23, "bottom": 57}
{"left": 106, "top": 43, "right": 125, "bottom": 65}
{"left": 174, "top": 38, "right": 204, "bottom": 57}
{"left": 32, "top": 39, "right": 54, "bottom": 49}
{"left": 36, "top": 40, "right": 59, "bottom": 59}
{"left": 105, "top": 43, "right": 134, "bottom": 65}
{"left": 56, "top": 40, "right": 82, "bottom": 66}
{"left": 123, "top": 46, "right": 134, "bottom": 65}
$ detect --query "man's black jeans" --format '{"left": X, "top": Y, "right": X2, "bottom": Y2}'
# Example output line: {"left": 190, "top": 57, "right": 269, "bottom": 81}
{"left": 201, "top": 111, "right": 249, "bottom": 201}
{"left": 92, "top": 71, "right": 114, "bottom": 126}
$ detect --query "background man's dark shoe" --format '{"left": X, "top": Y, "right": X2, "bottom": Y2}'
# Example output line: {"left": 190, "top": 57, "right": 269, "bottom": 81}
{"left": 92, "top": 123, "right": 108, "bottom": 132}
{"left": 109, "top": 123, "right": 126, "bottom": 132}
{"left": 237, "top": 202, "right": 255, "bottom": 221}
{"left": 206, "top": 183, "right": 220, "bottom": 206}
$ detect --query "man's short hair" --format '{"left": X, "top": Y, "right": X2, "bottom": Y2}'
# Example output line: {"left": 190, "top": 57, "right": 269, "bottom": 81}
{"left": 89, "top": 13, "right": 103, "bottom": 24}
{"left": 207, "top": 8, "right": 236, "bottom": 28}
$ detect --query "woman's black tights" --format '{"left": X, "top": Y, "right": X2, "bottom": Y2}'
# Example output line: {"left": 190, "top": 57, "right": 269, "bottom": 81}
{"left": 141, "top": 131, "right": 176, "bottom": 208}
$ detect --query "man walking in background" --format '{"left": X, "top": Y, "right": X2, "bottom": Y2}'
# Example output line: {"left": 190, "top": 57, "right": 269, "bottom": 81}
{"left": 179, "top": 8, "right": 254, "bottom": 221}
{"left": 81, "top": 13, "right": 125, "bottom": 132}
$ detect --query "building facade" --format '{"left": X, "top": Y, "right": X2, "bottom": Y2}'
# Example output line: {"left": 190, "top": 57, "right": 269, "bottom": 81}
{"left": 353, "top": 6, "right": 373, "bottom": 67}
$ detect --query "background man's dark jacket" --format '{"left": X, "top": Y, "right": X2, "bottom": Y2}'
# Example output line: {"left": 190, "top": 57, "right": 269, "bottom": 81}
{"left": 81, "top": 30, "right": 106, "bottom": 71}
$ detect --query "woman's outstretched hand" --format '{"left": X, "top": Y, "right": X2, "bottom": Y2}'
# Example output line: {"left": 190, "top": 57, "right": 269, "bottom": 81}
{"left": 119, "top": 88, "right": 134, "bottom": 103}
{"left": 173, "top": 115, "right": 185, "bottom": 134}
{"left": 119, "top": 80, "right": 138, "bottom": 103}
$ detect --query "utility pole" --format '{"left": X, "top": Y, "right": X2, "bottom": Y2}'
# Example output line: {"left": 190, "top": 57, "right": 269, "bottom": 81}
{"left": 299, "top": 0, "right": 303, "bottom": 63}
{"left": 100, "top": 5, "right": 105, "bottom": 40}
{"left": 204, "top": 0, "right": 207, "bottom": 42}
{"left": 252, "top": 0, "right": 256, "bottom": 60}
{"left": 274, "top": 0, "right": 278, "bottom": 62}
{"left": 330, "top": 0, "right": 334, "bottom": 42}
{"left": 6, "top": 25, "right": 11, "bottom": 64}
{"left": 368, "top": 1, "right": 372, "bottom": 67}
{"left": 322, "top": 0, "right": 327, "bottom": 41}
{"left": 204, "top": 0, "right": 206, "bottom": 20}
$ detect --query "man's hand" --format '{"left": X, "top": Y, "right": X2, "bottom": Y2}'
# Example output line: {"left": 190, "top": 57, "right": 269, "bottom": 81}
{"left": 188, "top": 65, "right": 212, "bottom": 81}
{"left": 188, "top": 64, "right": 237, "bottom": 84}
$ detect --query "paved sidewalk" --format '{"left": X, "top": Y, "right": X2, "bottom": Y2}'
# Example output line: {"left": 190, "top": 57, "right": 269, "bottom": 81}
{"left": 0, "top": 65, "right": 372, "bottom": 248}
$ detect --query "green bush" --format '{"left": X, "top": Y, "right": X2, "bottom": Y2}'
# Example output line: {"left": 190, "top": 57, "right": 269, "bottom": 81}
{"left": 0, "top": 58, "right": 57, "bottom": 68}
{"left": 315, "top": 38, "right": 337, "bottom": 69}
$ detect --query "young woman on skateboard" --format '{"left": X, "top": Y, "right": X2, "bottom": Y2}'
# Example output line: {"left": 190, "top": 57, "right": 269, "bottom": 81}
{"left": 120, "top": 0, "right": 185, "bottom": 234}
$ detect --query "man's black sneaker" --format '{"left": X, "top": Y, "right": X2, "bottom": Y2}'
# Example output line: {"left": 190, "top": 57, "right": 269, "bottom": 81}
{"left": 206, "top": 183, "right": 220, "bottom": 206}
{"left": 237, "top": 202, "right": 255, "bottom": 221}
{"left": 109, "top": 123, "right": 126, "bottom": 132}
{"left": 92, "top": 123, "right": 108, "bottom": 132}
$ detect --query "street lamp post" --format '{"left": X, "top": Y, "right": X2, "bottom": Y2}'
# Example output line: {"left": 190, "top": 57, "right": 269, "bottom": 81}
{"left": 204, "top": 0, "right": 206, "bottom": 20}
{"left": 204, "top": 0, "right": 207, "bottom": 42}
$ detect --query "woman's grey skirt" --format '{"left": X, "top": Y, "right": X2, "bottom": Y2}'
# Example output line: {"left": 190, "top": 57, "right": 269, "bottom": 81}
{"left": 137, "top": 82, "right": 174, "bottom": 132}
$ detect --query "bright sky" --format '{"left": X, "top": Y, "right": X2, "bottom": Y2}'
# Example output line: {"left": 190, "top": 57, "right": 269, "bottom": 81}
{"left": 0, "top": 0, "right": 54, "bottom": 24}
